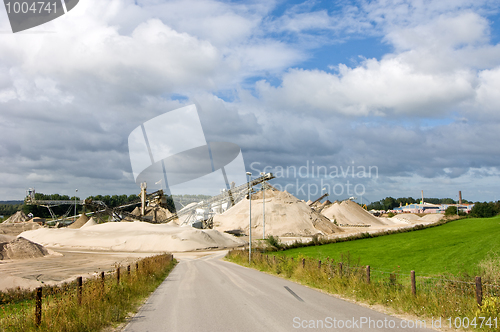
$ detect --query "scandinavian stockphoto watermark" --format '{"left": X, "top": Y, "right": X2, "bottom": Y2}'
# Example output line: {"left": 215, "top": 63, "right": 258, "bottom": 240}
{"left": 250, "top": 161, "right": 378, "bottom": 201}
{"left": 128, "top": 104, "right": 247, "bottom": 212}
{"left": 3, "top": 0, "right": 79, "bottom": 33}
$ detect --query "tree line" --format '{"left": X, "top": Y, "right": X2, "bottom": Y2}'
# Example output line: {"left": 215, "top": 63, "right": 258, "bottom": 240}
{"left": 368, "top": 196, "right": 500, "bottom": 219}
{"left": 366, "top": 197, "right": 468, "bottom": 211}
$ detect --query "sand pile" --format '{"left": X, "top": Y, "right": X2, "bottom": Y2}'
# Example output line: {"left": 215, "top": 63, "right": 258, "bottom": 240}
{"left": 0, "top": 237, "right": 49, "bottom": 260}
{"left": 81, "top": 217, "right": 98, "bottom": 228}
{"left": 126, "top": 206, "right": 173, "bottom": 222}
{"left": 19, "top": 222, "right": 245, "bottom": 252}
{"left": 131, "top": 207, "right": 141, "bottom": 216}
{"left": 67, "top": 214, "right": 89, "bottom": 229}
{"left": 2, "top": 211, "right": 29, "bottom": 223}
{"left": 0, "top": 234, "right": 15, "bottom": 242}
{"left": 213, "top": 190, "right": 343, "bottom": 237}
{"left": 0, "top": 222, "right": 41, "bottom": 237}
{"left": 322, "top": 200, "right": 388, "bottom": 226}
{"left": 145, "top": 205, "right": 173, "bottom": 222}
{"left": 419, "top": 214, "right": 444, "bottom": 222}
{"left": 390, "top": 213, "right": 443, "bottom": 224}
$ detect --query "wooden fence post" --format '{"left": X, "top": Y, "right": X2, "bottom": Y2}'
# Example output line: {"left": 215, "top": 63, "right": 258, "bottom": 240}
{"left": 116, "top": 267, "right": 120, "bottom": 284}
{"left": 77, "top": 276, "right": 82, "bottom": 305}
{"left": 338, "top": 262, "right": 343, "bottom": 277}
{"left": 366, "top": 265, "right": 370, "bottom": 284}
{"left": 101, "top": 271, "right": 105, "bottom": 292}
{"left": 136, "top": 262, "right": 139, "bottom": 272}
{"left": 318, "top": 260, "right": 322, "bottom": 269}
{"left": 411, "top": 271, "right": 416, "bottom": 296}
{"left": 127, "top": 265, "right": 131, "bottom": 275}
{"left": 475, "top": 276, "right": 483, "bottom": 306}
{"left": 35, "top": 287, "right": 42, "bottom": 327}
{"left": 302, "top": 258, "right": 305, "bottom": 268}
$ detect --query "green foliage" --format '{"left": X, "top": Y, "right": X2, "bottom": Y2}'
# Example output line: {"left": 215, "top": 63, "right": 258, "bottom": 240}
{"left": 270, "top": 216, "right": 500, "bottom": 276}
{"left": 445, "top": 206, "right": 458, "bottom": 216}
{"left": 387, "top": 212, "right": 395, "bottom": 218}
{"left": 266, "top": 235, "right": 282, "bottom": 250}
{"left": 86, "top": 194, "right": 139, "bottom": 209}
{"left": 444, "top": 206, "right": 466, "bottom": 217}
{"left": 0, "top": 203, "right": 22, "bottom": 217}
{"left": 470, "top": 202, "right": 499, "bottom": 218}
{"left": 476, "top": 297, "right": 500, "bottom": 319}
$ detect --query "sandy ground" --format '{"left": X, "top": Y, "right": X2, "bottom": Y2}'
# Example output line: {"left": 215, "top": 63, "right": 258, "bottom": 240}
{"left": 19, "top": 221, "right": 246, "bottom": 252}
{"left": 0, "top": 249, "right": 157, "bottom": 291}
{"left": 0, "top": 248, "right": 230, "bottom": 292}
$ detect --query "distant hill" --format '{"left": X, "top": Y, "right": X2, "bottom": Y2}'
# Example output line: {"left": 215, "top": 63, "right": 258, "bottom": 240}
{"left": 0, "top": 200, "right": 23, "bottom": 205}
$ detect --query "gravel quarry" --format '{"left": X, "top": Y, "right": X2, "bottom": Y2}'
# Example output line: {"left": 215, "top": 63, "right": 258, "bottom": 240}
{"left": 0, "top": 189, "right": 444, "bottom": 292}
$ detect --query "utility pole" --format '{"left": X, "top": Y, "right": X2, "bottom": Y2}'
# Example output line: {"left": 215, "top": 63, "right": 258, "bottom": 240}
{"left": 74, "top": 189, "right": 78, "bottom": 222}
{"left": 261, "top": 173, "right": 266, "bottom": 240}
{"left": 246, "top": 172, "right": 252, "bottom": 262}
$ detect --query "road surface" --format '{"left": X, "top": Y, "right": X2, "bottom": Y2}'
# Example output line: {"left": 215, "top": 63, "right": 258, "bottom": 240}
{"left": 124, "top": 251, "right": 435, "bottom": 331}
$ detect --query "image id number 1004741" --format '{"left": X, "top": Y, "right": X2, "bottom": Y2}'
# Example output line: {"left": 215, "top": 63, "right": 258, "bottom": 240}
{"left": 445, "top": 317, "right": 497, "bottom": 329}
{"left": 5, "top": 2, "right": 57, "bottom": 14}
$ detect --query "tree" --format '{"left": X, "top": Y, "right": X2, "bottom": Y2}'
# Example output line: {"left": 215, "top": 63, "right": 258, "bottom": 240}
{"left": 383, "top": 197, "right": 397, "bottom": 210}
{"left": 444, "top": 206, "right": 465, "bottom": 217}
{"left": 470, "top": 202, "right": 498, "bottom": 218}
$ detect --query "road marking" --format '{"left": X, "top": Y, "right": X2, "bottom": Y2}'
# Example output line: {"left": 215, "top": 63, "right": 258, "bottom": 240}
{"left": 284, "top": 286, "right": 304, "bottom": 302}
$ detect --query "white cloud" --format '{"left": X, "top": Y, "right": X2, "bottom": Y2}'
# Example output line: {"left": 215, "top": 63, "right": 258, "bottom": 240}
{"left": 1, "top": 0, "right": 500, "bottom": 202}
{"left": 475, "top": 67, "right": 500, "bottom": 114}
{"left": 256, "top": 58, "right": 475, "bottom": 116}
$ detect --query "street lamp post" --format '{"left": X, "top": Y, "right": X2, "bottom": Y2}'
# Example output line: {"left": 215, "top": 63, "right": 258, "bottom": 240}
{"left": 261, "top": 172, "right": 266, "bottom": 240}
{"left": 74, "top": 189, "right": 78, "bottom": 222}
{"left": 246, "top": 172, "right": 252, "bottom": 262}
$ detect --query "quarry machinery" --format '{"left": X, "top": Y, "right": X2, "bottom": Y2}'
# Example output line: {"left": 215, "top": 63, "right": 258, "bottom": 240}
{"left": 24, "top": 172, "right": 276, "bottom": 228}
{"left": 308, "top": 192, "right": 329, "bottom": 207}
{"left": 163, "top": 172, "right": 276, "bottom": 228}
{"left": 25, "top": 188, "right": 166, "bottom": 224}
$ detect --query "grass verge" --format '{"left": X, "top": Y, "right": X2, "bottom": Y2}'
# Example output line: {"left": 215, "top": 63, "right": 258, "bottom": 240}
{"left": 226, "top": 250, "right": 500, "bottom": 331}
{"left": 0, "top": 253, "right": 177, "bottom": 332}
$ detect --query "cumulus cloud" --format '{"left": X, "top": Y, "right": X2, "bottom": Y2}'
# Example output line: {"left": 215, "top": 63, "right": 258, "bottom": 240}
{"left": 256, "top": 60, "right": 475, "bottom": 116}
{"left": 1, "top": 0, "right": 500, "bottom": 202}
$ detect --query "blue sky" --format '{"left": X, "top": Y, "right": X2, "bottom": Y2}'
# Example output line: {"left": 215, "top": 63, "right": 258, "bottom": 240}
{"left": 1, "top": 0, "right": 500, "bottom": 204}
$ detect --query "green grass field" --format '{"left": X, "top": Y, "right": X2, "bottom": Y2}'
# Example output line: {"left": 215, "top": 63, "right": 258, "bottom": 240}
{"left": 272, "top": 215, "right": 500, "bottom": 276}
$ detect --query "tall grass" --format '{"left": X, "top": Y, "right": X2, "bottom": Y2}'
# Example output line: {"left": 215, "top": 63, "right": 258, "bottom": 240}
{"left": 226, "top": 250, "right": 500, "bottom": 331}
{"left": 0, "top": 253, "right": 176, "bottom": 332}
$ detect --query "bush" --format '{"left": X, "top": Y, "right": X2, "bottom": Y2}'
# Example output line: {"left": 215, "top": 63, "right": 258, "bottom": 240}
{"left": 444, "top": 206, "right": 465, "bottom": 217}
{"left": 470, "top": 202, "right": 498, "bottom": 218}
{"left": 266, "top": 235, "right": 282, "bottom": 250}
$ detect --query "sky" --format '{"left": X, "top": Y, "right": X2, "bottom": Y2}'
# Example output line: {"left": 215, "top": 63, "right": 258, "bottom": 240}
{"left": 1, "top": 0, "right": 500, "bottom": 203}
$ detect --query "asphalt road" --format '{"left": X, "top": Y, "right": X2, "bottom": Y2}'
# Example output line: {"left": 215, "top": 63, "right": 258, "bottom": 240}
{"left": 124, "top": 252, "right": 435, "bottom": 332}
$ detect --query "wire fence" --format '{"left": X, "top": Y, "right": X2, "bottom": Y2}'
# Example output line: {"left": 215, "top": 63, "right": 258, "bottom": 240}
{"left": 233, "top": 250, "right": 500, "bottom": 316}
